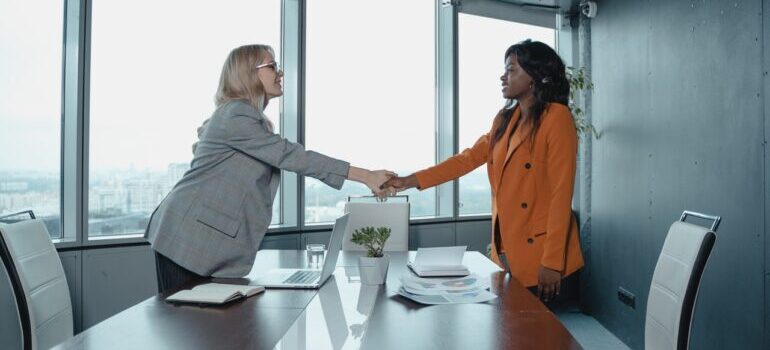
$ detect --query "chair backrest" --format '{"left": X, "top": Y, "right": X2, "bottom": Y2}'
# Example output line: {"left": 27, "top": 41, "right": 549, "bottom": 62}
{"left": 0, "top": 219, "right": 73, "bottom": 350}
{"left": 342, "top": 201, "right": 410, "bottom": 252}
{"left": 645, "top": 212, "right": 718, "bottom": 350}
{"left": 0, "top": 210, "right": 37, "bottom": 223}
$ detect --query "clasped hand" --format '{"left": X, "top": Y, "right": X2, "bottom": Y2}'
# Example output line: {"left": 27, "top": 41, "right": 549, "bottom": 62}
{"left": 377, "top": 174, "right": 419, "bottom": 197}
{"left": 364, "top": 170, "right": 397, "bottom": 198}
{"left": 363, "top": 171, "right": 420, "bottom": 199}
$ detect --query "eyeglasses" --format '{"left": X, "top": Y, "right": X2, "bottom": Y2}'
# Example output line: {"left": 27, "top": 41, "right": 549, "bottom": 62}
{"left": 255, "top": 61, "right": 281, "bottom": 72}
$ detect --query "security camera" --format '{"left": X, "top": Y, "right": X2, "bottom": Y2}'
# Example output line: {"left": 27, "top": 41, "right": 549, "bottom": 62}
{"left": 580, "top": 1, "right": 598, "bottom": 18}
{"left": 441, "top": 0, "right": 460, "bottom": 7}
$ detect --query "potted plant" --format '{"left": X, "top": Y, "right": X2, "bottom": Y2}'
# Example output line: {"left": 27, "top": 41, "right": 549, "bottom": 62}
{"left": 351, "top": 226, "right": 391, "bottom": 285}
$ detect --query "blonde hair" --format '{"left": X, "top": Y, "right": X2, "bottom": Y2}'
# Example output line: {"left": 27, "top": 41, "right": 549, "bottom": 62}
{"left": 215, "top": 44, "right": 275, "bottom": 132}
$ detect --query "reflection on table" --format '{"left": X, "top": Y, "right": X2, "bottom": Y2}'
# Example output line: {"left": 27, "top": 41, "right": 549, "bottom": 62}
{"left": 273, "top": 269, "right": 381, "bottom": 350}
{"left": 53, "top": 250, "right": 581, "bottom": 350}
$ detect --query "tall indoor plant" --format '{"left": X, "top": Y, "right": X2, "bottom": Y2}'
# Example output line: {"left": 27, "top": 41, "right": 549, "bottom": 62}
{"left": 567, "top": 66, "right": 598, "bottom": 139}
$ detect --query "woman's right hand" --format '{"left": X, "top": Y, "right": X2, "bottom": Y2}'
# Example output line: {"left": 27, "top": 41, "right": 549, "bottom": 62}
{"left": 366, "top": 170, "right": 397, "bottom": 197}
{"left": 347, "top": 166, "right": 396, "bottom": 198}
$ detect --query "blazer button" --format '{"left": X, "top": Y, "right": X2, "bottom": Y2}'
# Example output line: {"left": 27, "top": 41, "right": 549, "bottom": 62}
{"left": 524, "top": 163, "right": 531, "bottom": 169}
{"left": 521, "top": 202, "right": 527, "bottom": 209}
{"left": 527, "top": 238, "right": 534, "bottom": 244}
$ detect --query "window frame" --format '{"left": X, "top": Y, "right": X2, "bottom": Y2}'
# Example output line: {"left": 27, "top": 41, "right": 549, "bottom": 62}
{"left": 78, "top": 0, "right": 288, "bottom": 244}
{"left": 0, "top": 0, "right": 69, "bottom": 243}
{"left": 454, "top": 7, "right": 559, "bottom": 217}
{"left": 50, "top": 0, "right": 562, "bottom": 248}
{"left": 298, "top": 0, "right": 443, "bottom": 228}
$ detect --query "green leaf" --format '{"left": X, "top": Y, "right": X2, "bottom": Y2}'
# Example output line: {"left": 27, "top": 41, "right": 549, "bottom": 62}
{"left": 567, "top": 66, "right": 599, "bottom": 140}
{"left": 350, "top": 226, "right": 392, "bottom": 257}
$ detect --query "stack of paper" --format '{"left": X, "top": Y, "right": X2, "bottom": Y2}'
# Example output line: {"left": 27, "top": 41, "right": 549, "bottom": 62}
{"left": 397, "top": 273, "right": 497, "bottom": 305}
{"left": 406, "top": 246, "right": 470, "bottom": 277}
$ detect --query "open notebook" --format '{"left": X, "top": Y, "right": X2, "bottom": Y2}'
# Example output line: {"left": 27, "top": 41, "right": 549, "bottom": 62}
{"left": 166, "top": 283, "right": 265, "bottom": 305}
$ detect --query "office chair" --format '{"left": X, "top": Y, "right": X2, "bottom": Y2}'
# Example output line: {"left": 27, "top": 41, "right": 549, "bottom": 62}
{"left": 342, "top": 196, "right": 409, "bottom": 252}
{"left": 0, "top": 218, "right": 73, "bottom": 350}
{"left": 0, "top": 209, "right": 37, "bottom": 223}
{"left": 645, "top": 211, "right": 719, "bottom": 350}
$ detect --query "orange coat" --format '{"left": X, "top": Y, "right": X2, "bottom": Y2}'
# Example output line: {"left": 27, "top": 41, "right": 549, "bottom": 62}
{"left": 415, "top": 103, "right": 584, "bottom": 287}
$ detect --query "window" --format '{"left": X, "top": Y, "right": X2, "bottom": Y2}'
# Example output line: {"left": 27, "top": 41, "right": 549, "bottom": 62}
{"left": 88, "top": 0, "right": 281, "bottom": 237}
{"left": 304, "top": 0, "right": 436, "bottom": 224}
{"left": 0, "top": 0, "right": 64, "bottom": 239}
{"left": 457, "top": 14, "right": 555, "bottom": 216}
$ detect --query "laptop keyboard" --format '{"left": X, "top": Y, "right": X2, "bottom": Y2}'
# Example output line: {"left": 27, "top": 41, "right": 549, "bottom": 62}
{"left": 283, "top": 270, "right": 321, "bottom": 284}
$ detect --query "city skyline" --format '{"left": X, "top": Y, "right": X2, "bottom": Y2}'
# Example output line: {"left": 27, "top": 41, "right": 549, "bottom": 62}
{"left": 1, "top": 161, "right": 493, "bottom": 238}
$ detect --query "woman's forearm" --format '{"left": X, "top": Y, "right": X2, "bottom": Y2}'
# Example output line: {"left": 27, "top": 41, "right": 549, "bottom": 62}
{"left": 347, "top": 166, "right": 372, "bottom": 185}
{"left": 399, "top": 174, "right": 419, "bottom": 189}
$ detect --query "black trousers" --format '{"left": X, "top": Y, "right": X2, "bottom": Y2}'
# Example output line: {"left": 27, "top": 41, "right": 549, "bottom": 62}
{"left": 154, "top": 251, "right": 202, "bottom": 294}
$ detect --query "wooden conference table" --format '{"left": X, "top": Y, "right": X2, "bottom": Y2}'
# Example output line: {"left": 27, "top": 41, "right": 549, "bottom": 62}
{"left": 54, "top": 250, "right": 581, "bottom": 350}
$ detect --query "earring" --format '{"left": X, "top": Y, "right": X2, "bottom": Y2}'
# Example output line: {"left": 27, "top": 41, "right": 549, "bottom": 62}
{"left": 529, "top": 81, "right": 534, "bottom": 89}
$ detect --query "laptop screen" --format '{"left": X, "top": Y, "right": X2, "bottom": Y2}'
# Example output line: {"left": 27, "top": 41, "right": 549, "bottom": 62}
{"left": 318, "top": 214, "right": 349, "bottom": 281}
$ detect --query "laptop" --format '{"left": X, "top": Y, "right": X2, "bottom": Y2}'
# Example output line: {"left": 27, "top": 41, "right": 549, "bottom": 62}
{"left": 254, "top": 214, "right": 349, "bottom": 289}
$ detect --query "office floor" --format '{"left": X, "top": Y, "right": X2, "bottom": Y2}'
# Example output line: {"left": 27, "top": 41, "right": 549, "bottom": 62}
{"left": 554, "top": 309, "right": 632, "bottom": 350}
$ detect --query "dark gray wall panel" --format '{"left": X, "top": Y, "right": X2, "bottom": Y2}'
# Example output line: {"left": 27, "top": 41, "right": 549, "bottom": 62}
{"left": 586, "top": 0, "right": 764, "bottom": 349}
{"left": 764, "top": 0, "right": 770, "bottom": 346}
{"left": 0, "top": 259, "right": 22, "bottom": 350}
{"left": 301, "top": 230, "right": 332, "bottom": 247}
{"left": 409, "top": 223, "right": 456, "bottom": 249}
{"left": 455, "top": 220, "right": 492, "bottom": 254}
{"left": 82, "top": 246, "right": 157, "bottom": 330}
{"left": 58, "top": 251, "right": 82, "bottom": 333}
{"left": 259, "top": 233, "right": 300, "bottom": 250}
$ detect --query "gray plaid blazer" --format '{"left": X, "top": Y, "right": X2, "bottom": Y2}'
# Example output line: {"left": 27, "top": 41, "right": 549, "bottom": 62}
{"left": 146, "top": 100, "right": 349, "bottom": 277}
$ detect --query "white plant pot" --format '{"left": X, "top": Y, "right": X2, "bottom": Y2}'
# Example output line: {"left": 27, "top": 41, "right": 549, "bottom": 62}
{"left": 358, "top": 255, "right": 390, "bottom": 285}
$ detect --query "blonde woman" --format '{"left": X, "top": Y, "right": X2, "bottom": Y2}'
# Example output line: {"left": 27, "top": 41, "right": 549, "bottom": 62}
{"left": 146, "top": 45, "right": 394, "bottom": 292}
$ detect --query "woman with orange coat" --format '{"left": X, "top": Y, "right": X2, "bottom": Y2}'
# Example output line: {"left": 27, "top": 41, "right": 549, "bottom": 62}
{"left": 383, "top": 40, "right": 583, "bottom": 302}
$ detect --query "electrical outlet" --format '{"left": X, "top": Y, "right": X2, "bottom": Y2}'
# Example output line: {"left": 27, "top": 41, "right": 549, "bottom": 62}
{"left": 618, "top": 287, "right": 636, "bottom": 309}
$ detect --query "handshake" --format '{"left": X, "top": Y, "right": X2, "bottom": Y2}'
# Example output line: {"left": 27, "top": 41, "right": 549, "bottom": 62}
{"left": 357, "top": 169, "right": 421, "bottom": 199}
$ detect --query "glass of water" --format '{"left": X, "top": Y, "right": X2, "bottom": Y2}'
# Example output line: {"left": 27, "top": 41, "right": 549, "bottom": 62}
{"left": 306, "top": 243, "right": 326, "bottom": 269}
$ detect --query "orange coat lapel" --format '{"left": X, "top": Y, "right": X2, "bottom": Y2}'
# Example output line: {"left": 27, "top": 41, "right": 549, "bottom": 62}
{"left": 503, "top": 121, "right": 530, "bottom": 166}
{"left": 491, "top": 109, "right": 516, "bottom": 189}
{"left": 493, "top": 107, "right": 530, "bottom": 190}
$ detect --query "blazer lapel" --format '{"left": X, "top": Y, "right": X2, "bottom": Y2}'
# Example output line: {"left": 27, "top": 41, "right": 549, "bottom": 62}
{"left": 493, "top": 108, "right": 521, "bottom": 190}
{"left": 503, "top": 121, "right": 530, "bottom": 167}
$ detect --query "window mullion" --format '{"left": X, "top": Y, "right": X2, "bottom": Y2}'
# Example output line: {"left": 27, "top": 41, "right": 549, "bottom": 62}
{"left": 60, "top": 0, "right": 88, "bottom": 247}
{"left": 436, "top": 1, "right": 457, "bottom": 219}
{"left": 282, "top": 0, "right": 303, "bottom": 229}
